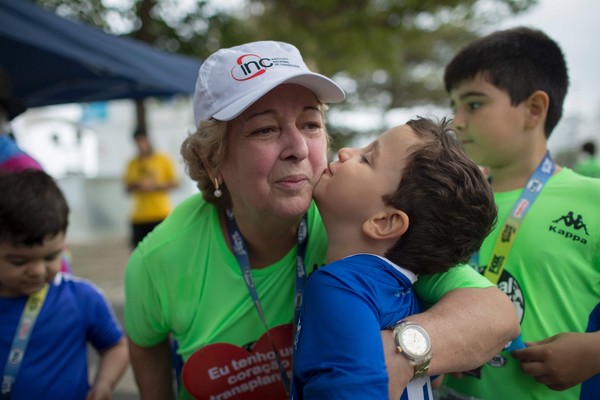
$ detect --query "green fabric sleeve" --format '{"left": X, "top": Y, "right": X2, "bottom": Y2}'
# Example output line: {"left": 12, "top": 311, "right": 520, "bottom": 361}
{"left": 413, "top": 263, "right": 493, "bottom": 307}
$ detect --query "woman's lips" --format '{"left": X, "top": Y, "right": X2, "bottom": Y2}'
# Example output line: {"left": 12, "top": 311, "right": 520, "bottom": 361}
{"left": 276, "top": 174, "right": 308, "bottom": 190}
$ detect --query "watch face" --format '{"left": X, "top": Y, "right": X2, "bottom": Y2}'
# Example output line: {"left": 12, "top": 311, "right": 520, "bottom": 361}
{"left": 401, "top": 326, "right": 430, "bottom": 357}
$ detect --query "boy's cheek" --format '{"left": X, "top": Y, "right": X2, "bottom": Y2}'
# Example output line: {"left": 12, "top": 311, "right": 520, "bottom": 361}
{"left": 46, "top": 259, "right": 64, "bottom": 280}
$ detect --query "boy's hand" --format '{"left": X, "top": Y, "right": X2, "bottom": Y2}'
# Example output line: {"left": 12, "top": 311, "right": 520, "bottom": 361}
{"left": 511, "top": 331, "right": 600, "bottom": 391}
{"left": 85, "top": 381, "right": 112, "bottom": 400}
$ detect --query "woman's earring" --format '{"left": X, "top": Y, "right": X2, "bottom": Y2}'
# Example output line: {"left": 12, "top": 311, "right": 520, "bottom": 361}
{"left": 213, "top": 178, "right": 222, "bottom": 198}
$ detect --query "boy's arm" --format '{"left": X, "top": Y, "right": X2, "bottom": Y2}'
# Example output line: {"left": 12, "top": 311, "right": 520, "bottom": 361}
{"left": 511, "top": 330, "right": 600, "bottom": 390}
{"left": 384, "top": 287, "right": 519, "bottom": 398}
{"left": 129, "top": 338, "right": 176, "bottom": 400}
{"left": 87, "top": 337, "right": 129, "bottom": 400}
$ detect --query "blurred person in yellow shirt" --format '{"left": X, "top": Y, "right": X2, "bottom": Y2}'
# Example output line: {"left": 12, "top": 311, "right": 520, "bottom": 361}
{"left": 123, "top": 129, "right": 178, "bottom": 249}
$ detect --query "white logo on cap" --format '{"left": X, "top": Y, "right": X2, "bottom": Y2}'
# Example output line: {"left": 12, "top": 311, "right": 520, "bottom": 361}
{"left": 230, "top": 54, "right": 301, "bottom": 81}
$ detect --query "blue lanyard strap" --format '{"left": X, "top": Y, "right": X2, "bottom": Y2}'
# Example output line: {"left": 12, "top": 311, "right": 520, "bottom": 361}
{"left": 225, "top": 209, "right": 308, "bottom": 396}
{"left": 482, "top": 151, "right": 555, "bottom": 283}
{"left": 468, "top": 153, "right": 554, "bottom": 352}
{"left": 2, "top": 284, "right": 49, "bottom": 399}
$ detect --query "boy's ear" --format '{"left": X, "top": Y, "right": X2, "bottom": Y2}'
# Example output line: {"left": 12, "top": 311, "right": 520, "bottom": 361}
{"left": 362, "top": 210, "right": 409, "bottom": 240}
{"left": 524, "top": 90, "right": 549, "bottom": 130}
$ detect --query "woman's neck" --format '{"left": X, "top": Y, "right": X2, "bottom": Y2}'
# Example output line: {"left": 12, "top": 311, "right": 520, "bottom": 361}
{"left": 220, "top": 209, "right": 301, "bottom": 269}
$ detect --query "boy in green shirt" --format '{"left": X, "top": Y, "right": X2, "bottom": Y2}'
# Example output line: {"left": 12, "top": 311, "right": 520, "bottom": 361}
{"left": 440, "top": 26, "right": 600, "bottom": 400}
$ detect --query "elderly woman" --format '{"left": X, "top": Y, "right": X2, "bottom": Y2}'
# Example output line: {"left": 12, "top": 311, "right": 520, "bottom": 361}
{"left": 124, "top": 41, "right": 518, "bottom": 400}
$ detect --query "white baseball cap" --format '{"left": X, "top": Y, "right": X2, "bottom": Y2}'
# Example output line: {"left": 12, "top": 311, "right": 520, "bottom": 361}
{"left": 192, "top": 41, "right": 346, "bottom": 125}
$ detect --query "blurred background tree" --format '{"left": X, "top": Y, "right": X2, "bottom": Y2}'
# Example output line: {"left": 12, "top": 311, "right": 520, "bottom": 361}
{"left": 35, "top": 0, "right": 536, "bottom": 146}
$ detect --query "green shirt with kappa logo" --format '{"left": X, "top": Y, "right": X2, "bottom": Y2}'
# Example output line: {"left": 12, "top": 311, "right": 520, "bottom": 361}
{"left": 444, "top": 168, "right": 600, "bottom": 400}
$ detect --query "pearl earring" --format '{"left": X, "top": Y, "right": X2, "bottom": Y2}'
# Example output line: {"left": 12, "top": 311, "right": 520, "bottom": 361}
{"left": 213, "top": 178, "right": 222, "bottom": 198}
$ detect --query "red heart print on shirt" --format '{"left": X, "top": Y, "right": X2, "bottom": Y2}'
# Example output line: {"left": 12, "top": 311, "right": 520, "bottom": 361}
{"left": 182, "top": 323, "right": 293, "bottom": 400}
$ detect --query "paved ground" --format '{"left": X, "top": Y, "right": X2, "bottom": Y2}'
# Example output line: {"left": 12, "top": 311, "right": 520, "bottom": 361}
{"left": 69, "top": 236, "right": 140, "bottom": 399}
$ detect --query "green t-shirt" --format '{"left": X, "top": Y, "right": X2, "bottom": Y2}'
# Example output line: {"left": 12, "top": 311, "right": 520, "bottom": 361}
{"left": 444, "top": 168, "right": 600, "bottom": 400}
{"left": 574, "top": 157, "right": 600, "bottom": 178}
{"left": 125, "top": 194, "right": 493, "bottom": 399}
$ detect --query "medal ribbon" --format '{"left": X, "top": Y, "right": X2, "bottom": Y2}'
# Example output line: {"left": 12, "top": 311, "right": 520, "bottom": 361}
{"left": 479, "top": 152, "right": 555, "bottom": 283}
{"left": 225, "top": 209, "right": 308, "bottom": 396}
{"left": 468, "top": 152, "right": 555, "bottom": 353}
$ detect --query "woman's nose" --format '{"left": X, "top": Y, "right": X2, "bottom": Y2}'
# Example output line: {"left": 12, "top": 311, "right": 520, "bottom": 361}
{"left": 281, "top": 125, "right": 309, "bottom": 160}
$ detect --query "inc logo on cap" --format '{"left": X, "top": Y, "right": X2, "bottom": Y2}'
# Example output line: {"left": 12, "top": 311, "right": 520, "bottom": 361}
{"left": 231, "top": 54, "right": 273, "bottom": 81}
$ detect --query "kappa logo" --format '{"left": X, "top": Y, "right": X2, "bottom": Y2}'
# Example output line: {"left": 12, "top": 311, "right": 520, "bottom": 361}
{"left": 549, "top": 211, "right": 589, "bottom": 244}
{"left": 230, "top": 54, "right": 301, "bottom": 81}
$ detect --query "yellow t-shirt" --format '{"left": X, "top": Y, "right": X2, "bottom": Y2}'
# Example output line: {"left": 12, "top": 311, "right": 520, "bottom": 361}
{"left": 123, "top": 152, "right": 178, "bottom": 223}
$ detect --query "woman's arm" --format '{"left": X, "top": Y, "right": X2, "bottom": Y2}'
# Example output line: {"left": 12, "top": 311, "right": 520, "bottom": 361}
{"left": 411, "top": 286, "right": 519, "bottom": 372}
{"left": 384, "top": 287, "right": 519, "bottom": 398}
{"left": 129, "top": 338, "right": 177, "bottom": 400}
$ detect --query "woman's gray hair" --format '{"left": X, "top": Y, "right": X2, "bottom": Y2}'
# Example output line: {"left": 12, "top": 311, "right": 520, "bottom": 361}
{"left": 181, "top": 119, "right": 231, "bottom": 209}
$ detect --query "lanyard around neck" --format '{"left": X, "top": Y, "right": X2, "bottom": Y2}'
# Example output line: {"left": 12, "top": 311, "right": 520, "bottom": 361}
{"left": 1, "top": 284, "right": 49, "bottom": 399}
{"left": 224, "top": 209, "right": 308, "bottom": 396}
{"left": 473, "top": 152, "right": 555, "bottom": 284}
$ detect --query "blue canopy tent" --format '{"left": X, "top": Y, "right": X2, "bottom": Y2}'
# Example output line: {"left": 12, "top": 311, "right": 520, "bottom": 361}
{"left": 0, "top": 0, "right": 202, "bottom": 108}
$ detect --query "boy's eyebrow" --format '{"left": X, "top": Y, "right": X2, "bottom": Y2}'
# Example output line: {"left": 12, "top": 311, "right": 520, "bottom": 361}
{"left": 458, "top": 90, "right": 486, "bottom": 100}
{"left": 450, "top": 90, "right": 487, "bottom": 108}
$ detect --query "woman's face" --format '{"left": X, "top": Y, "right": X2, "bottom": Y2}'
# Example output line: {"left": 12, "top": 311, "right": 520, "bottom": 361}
{"left": 222, "top": 84, "right": 328, "bottom": 220}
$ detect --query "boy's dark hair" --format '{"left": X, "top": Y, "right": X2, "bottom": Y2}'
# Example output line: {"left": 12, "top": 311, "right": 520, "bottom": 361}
{"left": 0, "top": 170, "right": 69, "bottom": 246}
{"left": 384, "top": 117, "right": 497, "bottom": 275}
{"left": 444, "top": 26, "right": 569, "bottom": 138}
{"left": 582, "top": 141, "right": 596, "bottom": 156}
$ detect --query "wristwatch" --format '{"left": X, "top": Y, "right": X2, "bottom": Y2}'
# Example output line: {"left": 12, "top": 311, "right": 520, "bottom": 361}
{"left": 391, "top": 321, "right": 432, "bottom": 380}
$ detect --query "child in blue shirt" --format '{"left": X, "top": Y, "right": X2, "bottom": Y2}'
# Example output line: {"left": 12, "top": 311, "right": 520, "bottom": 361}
{"left": 0, "top": 170, "right": 129, "bottom": 399}
{"left": 292, "top": 117, "right": 498, "bottom": 399}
